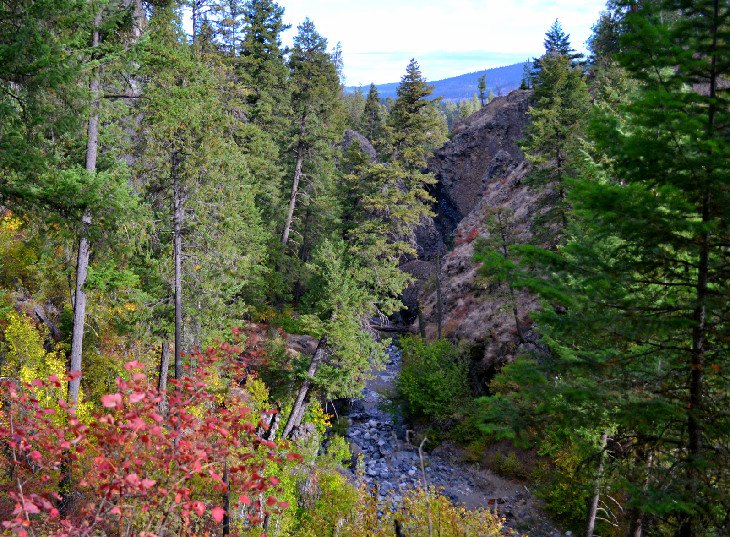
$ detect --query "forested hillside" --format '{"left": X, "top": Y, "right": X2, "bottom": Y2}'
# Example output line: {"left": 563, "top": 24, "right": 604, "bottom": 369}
{"left": 0, "top": 1, "right": 727, "bottom": 537}
{"left": 348, "top": 62, "right": 526, "bottom": 101}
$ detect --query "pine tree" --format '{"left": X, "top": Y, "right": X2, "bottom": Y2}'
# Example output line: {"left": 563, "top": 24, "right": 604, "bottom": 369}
{"left": 238, "top": 0, "right": 291, "bottom": 133}
{"left": 337, "top": 60, "right": 446, "bottom": 314}
{"left": 280, "top": 18, "right": 343, "bottom": 247}
{"left": 477, "top": 74, "right": 487, "bottom": 107}
{"left": 473, "top": 208, "right": 527, "bottom": 344}
{"left": 342, "top": 88, "right": 366, "bottom": 131}
{"left": 521, "top": 51, "right": 590, "bottom": 244}
{"left": 386, "top": 59, "right": 446, "bottom": 169}
{"left": 360, "top": 83, "right": 386, "bottom": 147}
{"left": 530, "top": 20, "right": 583, "bottom": 81}
{"left": 544, "top": 19, "right": 578, "bottom": 57}
{"left": 280, "top": 239, "right": 387, "bottom": 439}
{"left": 1, "top": 0, "right": 142, "bottom": 406}
{"left": 514, "top": 1, "right": 730, "bottom": 534}
{"left": 138, "top": 5, "right": 268, "bottom": 368}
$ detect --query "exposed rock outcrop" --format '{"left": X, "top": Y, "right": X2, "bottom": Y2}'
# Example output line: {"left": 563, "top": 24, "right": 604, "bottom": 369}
{"left": 429, "top": 89, "right": 531, "bottom": 240}
{"left": 340, "top": 129, "right": 377, "bottom": 161}
{"left": 412, "top": 89, "right": 548, "bottom": 386}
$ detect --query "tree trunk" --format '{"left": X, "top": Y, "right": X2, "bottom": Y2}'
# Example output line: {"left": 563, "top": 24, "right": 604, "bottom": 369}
{"left": 282, "top": 336, "right": 327, "bottom": 439}
{"left": 158, "top": 341, "right": 170, "bottom": 393}
{"left": 628, "top": 511, "right": 644, "bottom": 537}
{"left": 68, "top": 10, "right": 102, "bottom": 406}
{"left": 281, "top": 115, "right": 307, "bottom": 246}
{"left": 679, "top": 6, "right": 718, "bottom": 536}
{"left": 222, "top": 462, "right": 230, "bottom": 537}
{"left": 265, "top": 408, "right": 282, "bottom": 441}
{"left": 172, "top": 149, "right": 184, "bottom": 381}
{"left": 191, "top": 0, "right": 198, "bottom": 44}
{"left": 586, "top": 432, "right": 607, "bottom": 537}
{"left": 435, "top": 253, "right": 443, "bottom": 339}
{"left": 496, "top": 214, "right": 526, "bottom": 344}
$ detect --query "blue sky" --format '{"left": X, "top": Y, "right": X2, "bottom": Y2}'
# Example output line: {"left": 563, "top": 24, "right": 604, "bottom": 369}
{"left": 279, "top": 0, "right": 609, "bottom": 85}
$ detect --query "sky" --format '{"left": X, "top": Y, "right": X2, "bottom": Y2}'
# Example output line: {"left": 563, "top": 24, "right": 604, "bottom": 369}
{"left": 278, "top": 0, "right": 609, "bottom": 86}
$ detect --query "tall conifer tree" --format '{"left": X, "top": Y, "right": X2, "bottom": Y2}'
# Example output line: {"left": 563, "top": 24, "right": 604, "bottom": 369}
{"left": 510, "top": 2, "right": 730, "bottom": 534}
{"left": 280, "top": 19, "right": 342, "bottom": 247}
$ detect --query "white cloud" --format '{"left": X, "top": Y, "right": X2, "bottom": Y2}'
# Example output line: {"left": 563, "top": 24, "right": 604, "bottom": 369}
{"left": 279, "top": 0, "right": 607, "bottom": 84}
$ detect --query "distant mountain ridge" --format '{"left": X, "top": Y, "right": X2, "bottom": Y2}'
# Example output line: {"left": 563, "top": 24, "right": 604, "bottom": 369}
{"left": 348, "top": 62, "right": 528, "bottom": 101}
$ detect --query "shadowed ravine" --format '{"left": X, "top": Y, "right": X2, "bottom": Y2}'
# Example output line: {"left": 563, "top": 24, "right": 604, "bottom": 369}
{"left": 345, "top": 344, "right": 565, "bottom": 537}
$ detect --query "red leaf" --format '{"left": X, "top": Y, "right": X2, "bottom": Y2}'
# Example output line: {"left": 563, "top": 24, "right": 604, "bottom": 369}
{"left": 129, "top": 392, "right": 145, "bottom": 404}
{"left": 211, "top": 507, "right": 226, "bottom": 524}
{"left": 29, "top": 450, "right": 42, "bottom": 463}
{"left": 124, "top": 360, "right": 144, "bottom": 371}
{"left": 22, "top": 501, "right": 40, "bottom": 515}
{"left": 266, "top": 496, "right": 277, "bottom": 507}
{"left": 269, "top": 476, "right": 280, "bottom": 486}
{"left": 101, "top": 393, "right": 122, "bottom": 409}
{"left": 239, "top": 495, "right": 251, "bottom": 507}
{"left": 286, "top": 453, "right": 303, "bottom": 462}
{"left": 67, "top": 370, "right": 82, "bottom": 381}
{"left": 192, "top": 501, "right": 205, "bottom": 517}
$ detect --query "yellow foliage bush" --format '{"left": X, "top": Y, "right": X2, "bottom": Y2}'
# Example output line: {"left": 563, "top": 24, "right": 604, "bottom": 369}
{"left": 275, "top": 467, "right": 505, "bottom": 537}
{"left": 0, "top": 312, "right": 91, "bottom": 419}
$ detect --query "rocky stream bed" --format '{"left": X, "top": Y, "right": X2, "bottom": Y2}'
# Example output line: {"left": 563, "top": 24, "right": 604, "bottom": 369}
{"left": 344, "top": 345, "right": 567, "bottom": 537}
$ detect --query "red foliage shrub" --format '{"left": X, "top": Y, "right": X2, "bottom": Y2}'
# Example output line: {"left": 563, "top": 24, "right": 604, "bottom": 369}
{"left": 0, "top": 333, "right": 293, "bottom": 537}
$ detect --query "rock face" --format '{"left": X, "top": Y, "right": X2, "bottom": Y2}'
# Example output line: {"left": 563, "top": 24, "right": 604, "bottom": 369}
{"left": 340, "top": 129, "right": 377, "bottom": 161}
{"left": 400, "top": 92, "right": 531, "bottom": 322}
{"left": 413, "top": 89, "right": 547, "bottom": 385}
{"left": 429, "top": 89, "right": 531, "bottom": 239}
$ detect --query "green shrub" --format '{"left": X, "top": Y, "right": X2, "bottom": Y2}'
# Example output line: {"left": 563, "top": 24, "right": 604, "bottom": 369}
{"left": 397, "top": 337, "right": 469, "bottom": 420}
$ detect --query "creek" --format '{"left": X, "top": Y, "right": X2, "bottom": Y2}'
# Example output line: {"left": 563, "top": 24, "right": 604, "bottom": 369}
{"left": 344, "top": 344, "right": 565, "bottom": 537}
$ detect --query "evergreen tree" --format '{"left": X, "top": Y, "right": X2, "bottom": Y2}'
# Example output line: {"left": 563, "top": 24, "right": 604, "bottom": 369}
{"left": 337, "top": 60, "right": 446, "bottom": 314}
{"left": 1, "top": 0, "right": 142, "bottom": 406}
{"left": 530, "top": 20, "right": 583, "bottom": 81}
{"left": 386, "top": 59, "right": 446, "bottom": 169}
{"left": 342, "top": 88, "right": 366, "bottom": 131}
{"left": 459, "top": 95, "right": 481, "bottom": 119}
{"left": 543, "top": 19, "right": 579, "bottom": 58}
{"left": 238, "top": 0, "right": 291, "bottom": 133}
{"left": 360, "top": 83, "right": 386, "bottom": 147}
{"left": 473, "top": 208, "right": 527, "bottom": 344}
{"left": 280, "top": 19, "right": 343, "bottom": 247}
{"left": 281, "top": 239, "right": 387, "bottom": 438}
{"left": 506, "top": 2, "right": 730, "bottom": 535}
{"left": 138, "top": 5, "right": 268, "bottom": 368}
{"left": 477, "top": 74, "right": 488, "bottom": 107}
{"left": 521, "top": 52, "right": 590, "bottom": 244}
{"left": 213, "top": 0, "right": 246, "bottom": 54}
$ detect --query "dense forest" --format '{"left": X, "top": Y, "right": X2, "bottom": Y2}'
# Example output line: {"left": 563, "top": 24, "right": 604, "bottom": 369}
{"left": 0, "top": 1, "right": 727, "bottom": 536}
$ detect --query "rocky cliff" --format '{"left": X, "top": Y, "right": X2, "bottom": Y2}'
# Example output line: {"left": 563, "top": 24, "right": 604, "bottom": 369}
{"left": 411, "top": 89, "right": 546, "bottom": 389}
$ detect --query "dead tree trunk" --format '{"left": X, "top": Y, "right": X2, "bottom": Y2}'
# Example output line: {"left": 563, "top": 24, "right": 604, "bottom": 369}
{"left": 281, "top": 336, "right": 327, "bottom": 439}
{"left": 281, "top": 114, "right": 307, "bottom": 246}
{"left": 435, "top": 253, "right": 443, "bottom": 339}
{"left": 68, "top": 9, "right": 102, "bottom": 406}
{"left": 586, "top": 432, "right": 608, "bottom": 537}
{"left": 172, "top": 149, "right": 184, "bottom": 381}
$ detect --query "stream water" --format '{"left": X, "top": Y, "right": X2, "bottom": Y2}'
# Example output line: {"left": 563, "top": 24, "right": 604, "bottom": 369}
{"left": 345, "top": 345, "right": 565, "bottom": 537}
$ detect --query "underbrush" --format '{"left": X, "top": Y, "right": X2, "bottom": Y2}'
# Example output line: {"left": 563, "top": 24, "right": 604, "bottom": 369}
{"left": 397, "top": 337, "right": 470, "bottom": 421}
